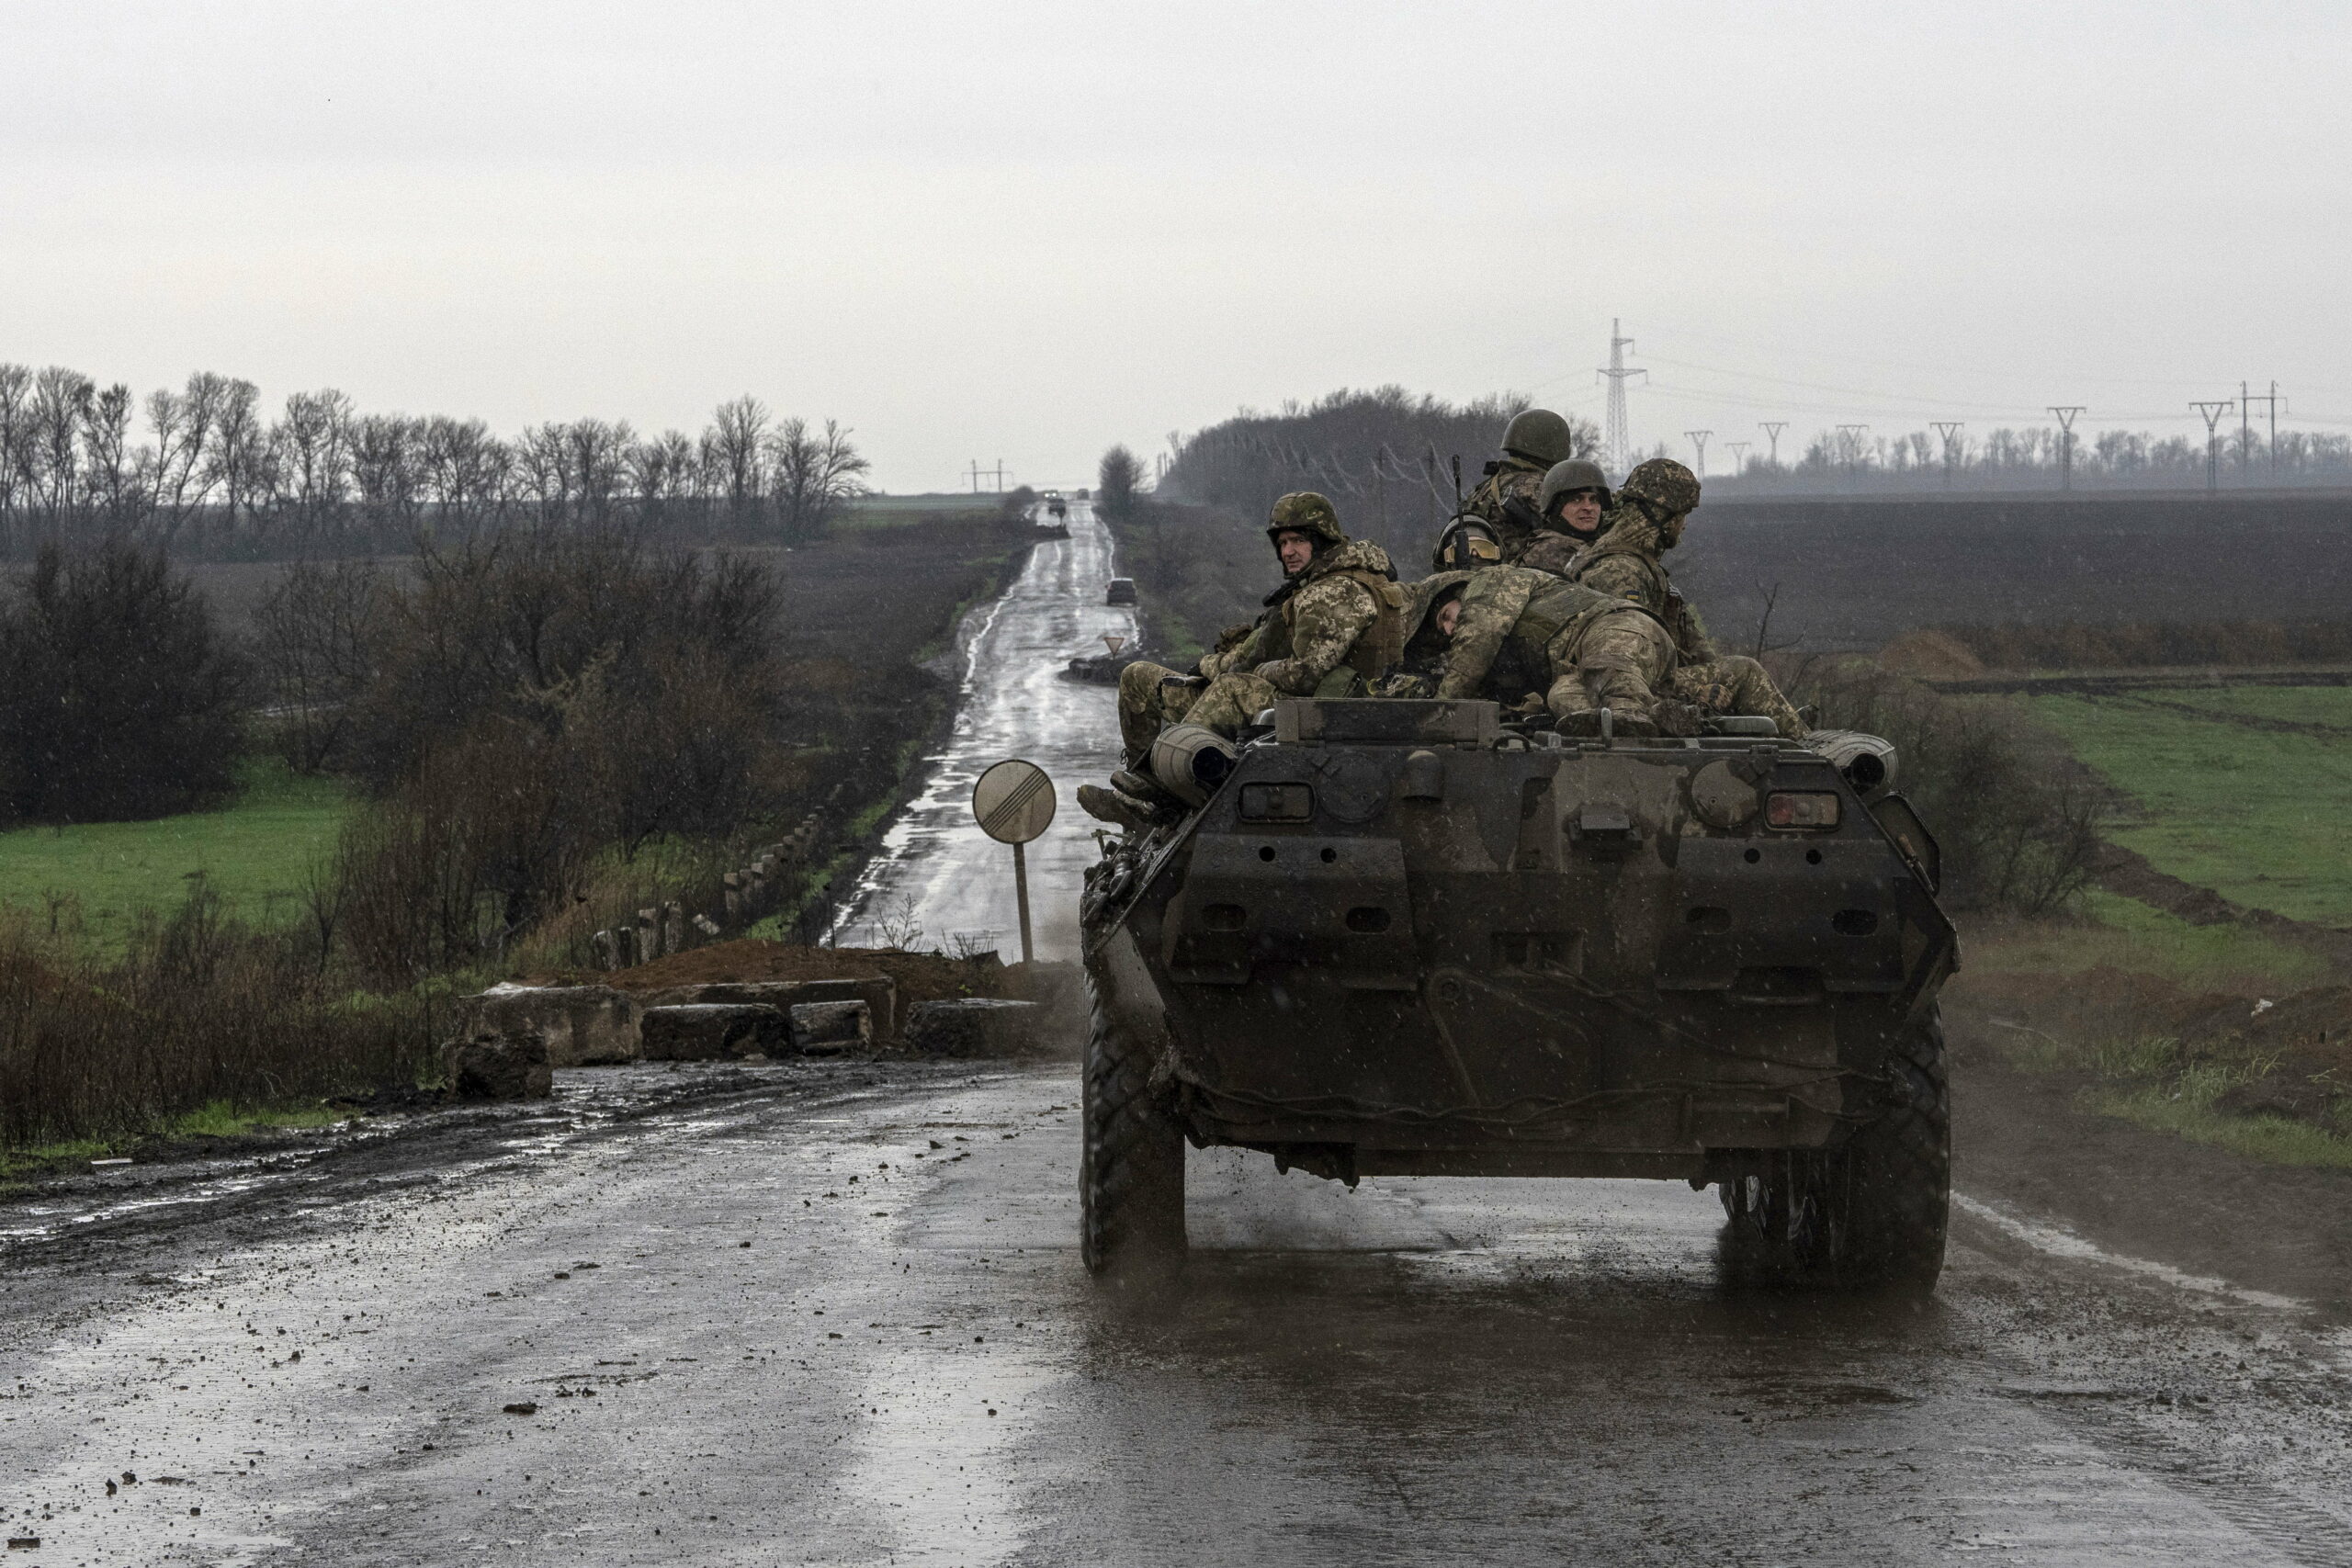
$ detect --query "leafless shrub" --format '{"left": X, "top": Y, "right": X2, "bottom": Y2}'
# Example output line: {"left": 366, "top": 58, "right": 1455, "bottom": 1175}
{"left": 1775, "top": 655, "right": 2106, "bottom": 915}
{"left": 0, "top": 889, "right": 434, "bottom": 1152}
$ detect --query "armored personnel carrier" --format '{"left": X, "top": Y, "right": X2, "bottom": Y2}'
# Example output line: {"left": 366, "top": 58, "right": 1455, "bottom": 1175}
{"left": 1079, "top": 698, "right": 1956, "bottom": 1292}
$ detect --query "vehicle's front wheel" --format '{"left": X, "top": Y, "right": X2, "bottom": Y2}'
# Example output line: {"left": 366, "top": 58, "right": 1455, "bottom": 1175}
{"left": 1080, "top": 976, "right": 1186, "bottom": 1276}
{"left": 1721, "top": 1009, "right": 1950, "bottom": 1295}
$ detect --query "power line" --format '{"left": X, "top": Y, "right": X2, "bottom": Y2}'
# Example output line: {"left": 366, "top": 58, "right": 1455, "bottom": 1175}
{"left": 1685, "top": 430, "right": 1712, "bottom": 479}
{"left": 1759, "top": 422, "right": 1788, "bottom": 468}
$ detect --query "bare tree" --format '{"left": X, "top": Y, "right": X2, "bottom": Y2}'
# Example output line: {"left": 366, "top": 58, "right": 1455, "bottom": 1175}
{"left": 770, "top": 417, "right": 870, "bottom": 542}
{"left": 706, "top": 396, "right": 769, "bottom": 532}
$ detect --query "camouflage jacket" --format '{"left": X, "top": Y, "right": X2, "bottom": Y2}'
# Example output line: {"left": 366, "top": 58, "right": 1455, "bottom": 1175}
{"left": 1569, "top": 507, "right": 1715, "bottom": 660}
{"left": 1436, "top": 566, "right": 1626, "bottom": 701}
{"left": 1516, "top": 527, "right": 1600, "bottom": 577}
{"left": 1227, "top": 539, "right": 1404, "bottom": 696}
{"left": 1459, "top": 457, "right": 1550, "bottom": 561}
{"left": 1369, "top": 570, "right": 1474, "bottom": 698}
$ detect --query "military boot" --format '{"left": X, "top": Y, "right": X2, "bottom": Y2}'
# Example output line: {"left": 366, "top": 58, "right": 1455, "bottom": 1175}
{"left": 1111, "top": 768, "right": 1182, "bottom": 807}
{"left": 1078, "top": 784, "right": 1166, "bottom": 835}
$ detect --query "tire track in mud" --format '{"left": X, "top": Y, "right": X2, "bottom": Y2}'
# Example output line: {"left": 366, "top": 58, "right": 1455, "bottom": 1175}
{"left": 2018, "top": 1393, "right": 2352, "bottom": 1568}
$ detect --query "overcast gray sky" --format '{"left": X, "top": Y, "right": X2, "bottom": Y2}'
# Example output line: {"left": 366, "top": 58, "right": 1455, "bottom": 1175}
{"left": 4, "top": 1, "right": 2346, "bottom": 491}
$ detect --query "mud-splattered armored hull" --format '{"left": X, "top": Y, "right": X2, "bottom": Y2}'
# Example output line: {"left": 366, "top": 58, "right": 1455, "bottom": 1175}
{"left": 1079, "top": 698, "right": 1959, "bottom": 1291}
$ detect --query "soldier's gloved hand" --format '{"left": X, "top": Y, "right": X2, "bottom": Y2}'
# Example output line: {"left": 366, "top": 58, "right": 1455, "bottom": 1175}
{"left": 1651, "top": 699, "right": 1707, "bottom": 737}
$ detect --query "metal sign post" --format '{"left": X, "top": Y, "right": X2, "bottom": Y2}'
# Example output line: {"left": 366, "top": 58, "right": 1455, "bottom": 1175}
{"left": 971, "top": 758, "right": 1057, "bottom": 964}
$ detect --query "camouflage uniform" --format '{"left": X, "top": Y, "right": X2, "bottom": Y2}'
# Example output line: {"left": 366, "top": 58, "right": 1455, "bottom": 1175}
{"left": 1123, "top": 491, "right": 1402, "bottom": 745}
{"left": 1571, "top": 461, "right": 1804, "bottom": 736}
{"left": 1458, "top": 457, "right": 1550, "bottom": 560}
{"left": 1433, "top": 565, "right": 1687, "bottom": 729}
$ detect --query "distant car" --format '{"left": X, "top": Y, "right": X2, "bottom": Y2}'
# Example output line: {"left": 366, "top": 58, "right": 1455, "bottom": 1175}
{"left": 1041, "top": 490, "right": 1062, "bottom": 500}
{"left": 1104, "top": 578, "right": 1138, "bottom": 606}
{"left": 1048, "top": 500, "right": 1069, "bottom": 519}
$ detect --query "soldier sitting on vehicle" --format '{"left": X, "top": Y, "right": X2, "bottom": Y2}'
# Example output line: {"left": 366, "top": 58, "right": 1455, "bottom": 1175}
{"left": 1081, "top": 491, "right": 1403, "bottom": 830}
{"left": 1572, "top": 457, "right": 1807, "bottom": 737}
{"left": 1430, "top": 563, "right": 1701, "bottom": 736}
{"left": 1513, "top": 458, "right": 1612, "bottom": 575}
{"left": 1366, "top": 572, "right": 1474, "bottom": 698}
{"left": 1457, "top": 408, "right": 1579, "bottom": 562}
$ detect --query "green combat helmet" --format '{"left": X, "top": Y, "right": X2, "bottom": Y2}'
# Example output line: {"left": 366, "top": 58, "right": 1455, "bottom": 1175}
{"left": 1501, "top": 408, "right": 1575, "bottom": 467}
{"left": 1619, "top": 457, "right": 1702, "bottom": 519}
{"left": 1266, "top": 491, "right": 1346, "bottom": 551}
{"left": 1430, "top": 515, "right": 1504, "bottom": 570}
{"left": 1538, "top": 457, "right": 1612, "bottom": 517}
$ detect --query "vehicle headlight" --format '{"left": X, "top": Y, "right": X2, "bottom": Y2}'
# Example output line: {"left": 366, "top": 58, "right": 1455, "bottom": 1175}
{"left": 1765, "top": 791, "right": 1841, "bottom": 829}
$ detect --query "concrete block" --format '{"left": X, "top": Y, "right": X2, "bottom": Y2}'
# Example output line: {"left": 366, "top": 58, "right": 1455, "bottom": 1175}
{"left": 444, "top": 1032, "right": 553, "bottom": 1100}
{"left": 639, "top": 1004, "right": 789, "bottom": 1062}
{"left": 901, "top": 998, "right": 1045, "bottom": 1058}
{"left": 790, "top": 1000, "right": 870, "bottom": 1055}
{"left": 455, "top": 984, "right": 643, "bottom": 1066}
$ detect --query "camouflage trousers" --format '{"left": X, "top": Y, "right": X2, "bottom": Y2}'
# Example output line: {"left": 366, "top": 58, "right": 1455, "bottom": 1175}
{"left": 1668, "top": 655, "right": 1804, "bottom": 737}
{"left": 1116, "top": 661, "right": 1202, "bottom": 767}
{"left": 1115, "top": 662, "right": 1284, "bottom": 765}
{"left": 1543, "top": 608, "right": 1678, "bottom": 722}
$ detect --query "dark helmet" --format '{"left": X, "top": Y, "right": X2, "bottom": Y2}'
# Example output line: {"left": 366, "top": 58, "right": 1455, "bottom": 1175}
{"left": 1266, "top": 491, "right": 1346, "bottom": 552}
{"left": 1430, "top": 515, "right": 1503, "bottom": 571}
{"left": 1538, "top": 458, "right": 1612, "bottom": 518}
{"left": 1500, "top": 408, "right": 1574, "bottom": 467}
{"left": 1619, "top": 457, "right": 1702, "bottom": 518}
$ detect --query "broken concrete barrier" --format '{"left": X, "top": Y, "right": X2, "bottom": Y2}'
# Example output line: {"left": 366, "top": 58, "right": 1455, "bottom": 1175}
{"left": 901, "top": 998, "right": 1045, "bottom": 1058}
{"left": 639, "top": 1003, "right": 789, "bottom": 1062}
{"left": 790, "top": 1000, "right": 871, "bottom": 1055}
{"left": 445, "top": 1032, "right": 554, "bottom": 1100}
{"left": 455, "top": 985, "right": 642, "bottom": 1067}
{"left": 638, "top": 976, "right": 898, "bottom": 1045}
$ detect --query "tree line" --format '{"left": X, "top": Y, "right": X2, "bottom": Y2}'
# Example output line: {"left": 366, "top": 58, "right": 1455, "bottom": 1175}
{"left": 1155, "top": 387, "right": 1598, "bottom": 532}
{"left": 0, "top": 365, "right": 871, "bottom": 559}
{"left": 1707, "top": 422, "right": 2352, "bottom": 492}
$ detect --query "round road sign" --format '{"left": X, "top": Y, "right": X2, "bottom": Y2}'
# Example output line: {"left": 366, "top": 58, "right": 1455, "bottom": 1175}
{"left": 972, "top": 759, "right": 1057, "bottom": 845}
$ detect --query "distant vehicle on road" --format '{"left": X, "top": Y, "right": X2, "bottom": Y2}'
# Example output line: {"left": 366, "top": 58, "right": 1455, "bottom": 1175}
{"left": 1104, "top": 578, "right": 1138, "bottom": 606}
{"left": 1048, "top": 499, "right": 1069, "bottom": 520}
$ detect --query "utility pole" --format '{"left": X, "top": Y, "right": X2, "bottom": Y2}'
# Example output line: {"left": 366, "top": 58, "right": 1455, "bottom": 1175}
{"left": 1595, "top": 319, "right": 1646, "bottom": 479}
{"left": 2048, "top": 406, "right": 2086, "bottom": 492}
{"left": 1759, "top": 422, "right": 1788, "bottom": 471}
{"left": 1837, "top": 424, "right": 1871, "bottom": 483}
{"left": 1685, "top": 430, "right": 1712, "bottom": 479}
{"left": 988, "top": 460, "right": 1010, "bottom": 493}
{"left": 1931, "top": 422, "right": 1965, "bottom": 489}
{"left": 2239, "top": 382, "right": 2252, "bottom": 482}
{"left": 2191, "top": 400, "right": 2234, "bottom": 494}
{"left": 1724, "top": 440, "right": 1750, "bottom": 477}
{"left": 2241, "top": 381, "right": 2283, "bottom": 480}
{"left": 967, "top": 460, "right": 984, "bottom": 494}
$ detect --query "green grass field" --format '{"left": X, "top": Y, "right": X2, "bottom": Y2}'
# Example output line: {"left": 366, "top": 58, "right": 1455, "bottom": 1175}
{"left": 0, "top": 759, "right": 353, "bottom": 949}
{"left": 2022, "top": 690, "right": 2352, "bottom": 927}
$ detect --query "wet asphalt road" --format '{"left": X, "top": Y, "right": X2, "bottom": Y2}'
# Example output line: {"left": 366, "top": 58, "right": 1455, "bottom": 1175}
{"left": 4, "top": 1063, "right": 2352, "bottom": 1565}
{"left": 7, "top": 503, "right": 2352, "bottom": 1564}
{"left": 833, "top": 498, "right": 1135, "bottom": 961}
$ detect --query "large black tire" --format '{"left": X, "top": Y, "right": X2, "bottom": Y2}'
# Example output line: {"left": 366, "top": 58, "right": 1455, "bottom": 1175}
{"left": 1080, "top": 978, "right": 1187, "bottom": 1276}
{"left": 1721, "top": 1009, "right": 1950, "bottom": 1294}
